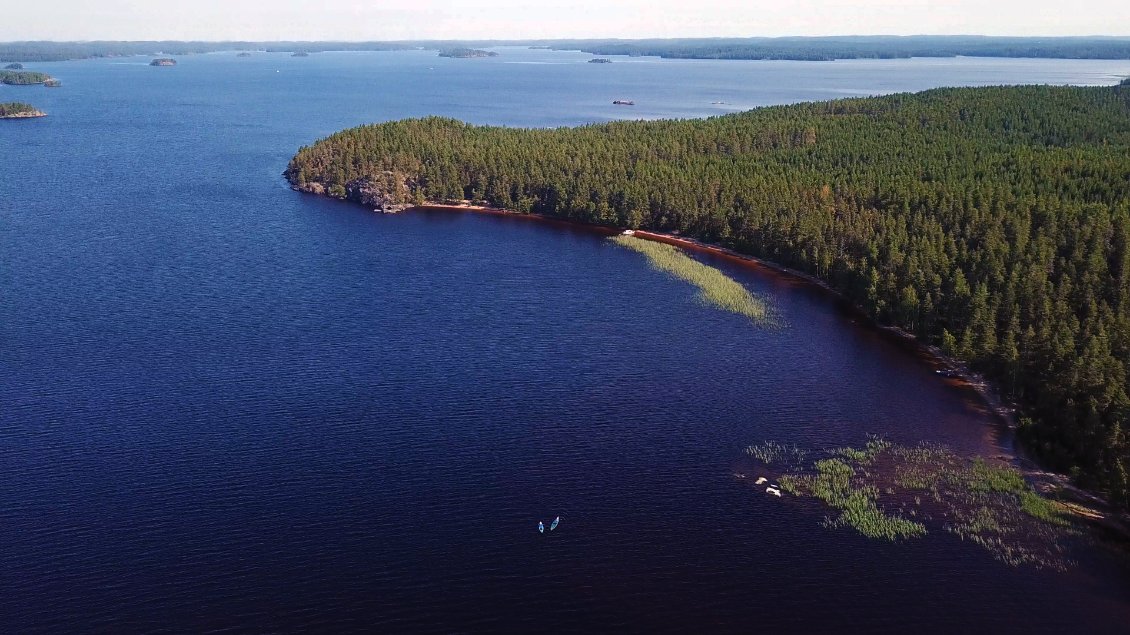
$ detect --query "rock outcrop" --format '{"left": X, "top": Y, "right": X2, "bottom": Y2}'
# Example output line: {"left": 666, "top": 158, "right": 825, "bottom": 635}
{"left": 288, "top": 170, "right": 415, "bottom": 214}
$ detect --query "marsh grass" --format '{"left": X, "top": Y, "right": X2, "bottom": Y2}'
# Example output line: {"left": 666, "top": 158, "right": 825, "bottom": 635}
{"left": 610, "top": 235, "right": 773, "bottom": 325}
{"left": 761, "top": 438, "right": 1077, "bottom": 569}
{"left": 746, "top": 441, "right": 806, "bottom": 466}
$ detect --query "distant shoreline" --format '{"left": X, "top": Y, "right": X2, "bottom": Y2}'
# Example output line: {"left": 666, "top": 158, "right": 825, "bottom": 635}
{"left": 5, "top": 36, "right": 1130, "bottom": 63}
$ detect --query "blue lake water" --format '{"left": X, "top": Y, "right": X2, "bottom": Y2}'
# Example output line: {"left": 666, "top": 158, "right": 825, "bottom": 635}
{"left": 2, "top": 48, "right": 1130, "bottom": 632}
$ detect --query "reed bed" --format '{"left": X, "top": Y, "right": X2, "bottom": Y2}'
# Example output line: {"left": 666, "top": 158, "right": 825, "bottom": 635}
{"left": 610, "top": 235, "right": 772, "bottom": 325}
{"left": 748, "top": 438, "right": 1077, "bottom": 569}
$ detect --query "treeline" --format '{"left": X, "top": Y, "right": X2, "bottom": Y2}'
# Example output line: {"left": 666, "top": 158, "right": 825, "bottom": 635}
{"left": 545, "top": 35, "right": 1130, "bottom": 61}
{"left": 5, "top": 36, "right": 1130, "bottom": 62}
{"left": 286, "top": 84, "right": 1130, "bottom": 508}
{"left": 0, "top": 41, "right": 416, "bottom": 62}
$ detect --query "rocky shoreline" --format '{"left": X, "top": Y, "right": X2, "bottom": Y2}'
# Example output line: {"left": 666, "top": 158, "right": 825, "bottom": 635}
{"left": 0, "top": 110, "right": 47, "bottom": 119}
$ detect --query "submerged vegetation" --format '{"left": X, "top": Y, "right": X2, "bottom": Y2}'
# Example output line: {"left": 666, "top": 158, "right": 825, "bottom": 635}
{"left": 287, "top": 84, "right": 1130, "bottom": 509}
{"left": 748, "top": 438, "right": 1078, "bottom": 569}
{"left": 610, "top": 236, "right": 771, "bottom": 324}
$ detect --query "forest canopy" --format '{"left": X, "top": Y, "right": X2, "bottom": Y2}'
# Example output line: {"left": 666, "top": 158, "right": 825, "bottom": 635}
{"left": 287, "top": 83, "right": 1130, "bottom": 509}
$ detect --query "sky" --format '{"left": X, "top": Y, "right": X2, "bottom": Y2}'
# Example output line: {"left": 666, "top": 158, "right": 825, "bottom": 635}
{"left": 3, "top": 0, "right": 1129, "bottom": 41}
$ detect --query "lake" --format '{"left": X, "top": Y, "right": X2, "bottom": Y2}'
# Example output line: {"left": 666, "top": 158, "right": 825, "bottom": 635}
{"left": 2, "top": 47, "right": 1129, "bottom": 633}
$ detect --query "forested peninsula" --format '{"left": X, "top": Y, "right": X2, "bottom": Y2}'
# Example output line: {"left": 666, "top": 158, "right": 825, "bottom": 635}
{"left": 286, "top": 83, "right": 1130, "bottom": 510}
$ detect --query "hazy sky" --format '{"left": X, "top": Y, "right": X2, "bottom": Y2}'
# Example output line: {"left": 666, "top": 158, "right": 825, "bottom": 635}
{"left": 4, "top": 0, "right": 1129, "bottom": 41}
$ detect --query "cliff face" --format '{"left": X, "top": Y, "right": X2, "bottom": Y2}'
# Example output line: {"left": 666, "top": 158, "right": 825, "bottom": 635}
{"left": 287, "top": 169, "right": 415, "bottom": 213}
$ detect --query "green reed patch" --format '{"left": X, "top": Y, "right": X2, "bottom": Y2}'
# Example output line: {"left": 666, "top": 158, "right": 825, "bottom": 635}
{"left": 746, "top": 438, "right": 1077, "bottom": 569}
{"left": 610, "top": 235, "right": 772, "bottom": 325}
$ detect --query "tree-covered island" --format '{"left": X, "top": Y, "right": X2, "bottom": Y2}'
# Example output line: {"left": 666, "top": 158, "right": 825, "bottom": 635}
{"left": 0, "top": 102, "right": 46, "bottom": 118}
{"left": 0, "top": 70, "right": 54, "bottom": 85}
{"left": 149, "top": 58, "right": 177, "bottom": 66}
{"left": 438, "top": 48, "right": 498, "bottom": 58}
{"left": 287, "top": 82, "right": 1130, "bottom": 510}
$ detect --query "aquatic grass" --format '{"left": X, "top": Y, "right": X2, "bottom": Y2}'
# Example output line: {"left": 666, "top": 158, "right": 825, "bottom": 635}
{"left": 787, "top": 457, "right": 927, "bottom": 540}
{"left": 754, "top": 437, "right": 1077, "bottom": 569}
{"left": 1018, "top": 490, "right": 1070, "bottom": 526}
{"left": 746, "top": 441, "right": 806, "bottom": 466}
{"left": 610, "top": 235, "right": 772, "bottom": 324}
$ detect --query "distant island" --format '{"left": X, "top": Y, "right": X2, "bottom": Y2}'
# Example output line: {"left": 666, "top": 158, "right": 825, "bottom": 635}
{"left": 588, "top": 58, "right": 612, "bottom": 63}
{"left": 4, "top": 62, "right": 23, "bottom": 69}
{"left": 291, "top": 51, "right": 309, "bottom": 57}
{"left": 237, "top": 52, "right": 252, "bottom": 57}
{"left": 0, "top": 102, "right": 46, "bottom": 118}
{"left": 0, "top": 70, "right": 53, "bottom": 85}
{"left": 149, "top": 58, "right": 176, "bottom": 66}
{"left": 438, "top": 48, "right": 498, "bottom": 59}
{"left": 3, "top": 36, "right": 1130, "bottom": 63}
{"left": 286, "top": 82, "right": 1130, "bottom": 512}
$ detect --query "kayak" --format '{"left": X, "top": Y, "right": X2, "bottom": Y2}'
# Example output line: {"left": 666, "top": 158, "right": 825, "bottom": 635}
{"left": 549, "top": 516, "right": 560, "bottom": 531}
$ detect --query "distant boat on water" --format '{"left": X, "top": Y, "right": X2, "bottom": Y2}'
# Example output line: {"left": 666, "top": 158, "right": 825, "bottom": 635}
{"left": 613, "top": 99, "right": 635, "bottom": 106}
{"left": 550, "top": 516, "right": 560, "bottom": 531}
{"left": 538, "top": 521, "right": 545, "bottom": 533}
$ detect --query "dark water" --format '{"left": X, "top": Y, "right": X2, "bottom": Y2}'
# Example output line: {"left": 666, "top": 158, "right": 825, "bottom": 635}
{"left": 2, "top": 48, "right": 1130, "bottom": 633}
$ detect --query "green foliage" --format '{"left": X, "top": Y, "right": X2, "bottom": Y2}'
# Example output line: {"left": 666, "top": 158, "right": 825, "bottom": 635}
{"left": 787, "top": 458, "right": 928, "bottom": 540}
{"left": 968, "top": 458, "right": 1028, "bottom": 493}
{"left": 774, "top": 439, "right": 1077, "bottom": 568}
{"left": 288, "top": 85, "right": 1130, "bottom": 508}
{"left": 438, "top": 48, "right": 498, "bottom": 58}
{"left": 610, "top": 236, "right": 771, "bottom": 323}
{"left": 0, "top": 70, "right": 52, "bottom": 85}
{"left": 746, "top": 441, "right": 806, "bottom": 466}
{"left": 0, "top": 102, "right": 39, "bottom": 116}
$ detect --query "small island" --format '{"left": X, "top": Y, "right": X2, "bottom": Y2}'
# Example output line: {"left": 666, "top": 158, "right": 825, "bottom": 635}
{"left": 4, "top": 62, "right": 24, "bottom": 69}
{"left": 0, "top": 70, "right": 54, "bottom": 85}
{"left": 237, "top": 52, "right": 252, "bottom": 57}
{"left": 588, "top": 58, "right": 612, "bottom": 63}
{"left": 291, "top": 51, "right": 309, "bottom": 57}
{"left": 438, "top": 48, "right": 498, "bottom": 59}
{"left": 0, "top": 102, "right": 47, "bottom": 118}
{"left": 150, "top": 58, "right": 177, "bottom": 66}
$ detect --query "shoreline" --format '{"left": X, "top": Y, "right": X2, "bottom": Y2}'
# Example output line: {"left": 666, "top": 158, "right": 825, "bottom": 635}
{"left": 0, "top": 110, "right": 47, "bottom": 119}
{"left": 314, "top": 195, "right": 1129, "bottom": 539}
{"left": 420, "top": 203, "right": 1017, "bottom": 427}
